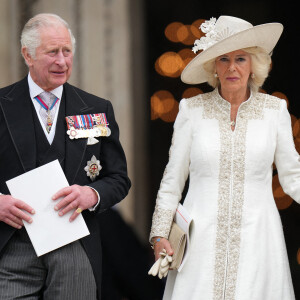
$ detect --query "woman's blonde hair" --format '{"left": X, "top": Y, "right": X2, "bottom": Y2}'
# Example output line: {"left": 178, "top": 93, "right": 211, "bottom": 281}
{"left": 203, "top": 47, "right": 272, "bottom": 93}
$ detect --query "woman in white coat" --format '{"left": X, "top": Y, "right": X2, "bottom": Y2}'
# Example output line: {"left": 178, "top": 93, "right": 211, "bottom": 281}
{"left": 149, "top": 16, "right": 298, "bottom": 299}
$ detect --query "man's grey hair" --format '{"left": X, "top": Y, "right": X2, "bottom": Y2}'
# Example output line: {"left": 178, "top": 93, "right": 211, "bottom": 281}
{"left": 21, "top": 13, "right": 76, "bottom": 60}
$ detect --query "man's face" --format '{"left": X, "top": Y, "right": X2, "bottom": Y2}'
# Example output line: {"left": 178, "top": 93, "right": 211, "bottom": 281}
{"left": 23, "top": 25, "right": 73, "bottom": 91}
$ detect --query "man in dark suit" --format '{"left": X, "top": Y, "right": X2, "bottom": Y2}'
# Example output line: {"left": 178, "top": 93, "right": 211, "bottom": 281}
{"left": 0, "top": 13, "right": 131, "bottom": 299}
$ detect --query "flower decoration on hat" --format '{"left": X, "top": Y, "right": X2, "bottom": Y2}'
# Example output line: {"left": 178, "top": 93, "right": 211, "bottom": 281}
{"left": 192, "top": 17, "right": 235, "bottom": 53}
{"left": 192, "top": 17, "right": 216, "bottom": 53}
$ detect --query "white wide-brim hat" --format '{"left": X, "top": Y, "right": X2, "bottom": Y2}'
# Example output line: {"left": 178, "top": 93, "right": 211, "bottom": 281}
{"left": 181, "top": 15, "right": 283, "bottom": 84}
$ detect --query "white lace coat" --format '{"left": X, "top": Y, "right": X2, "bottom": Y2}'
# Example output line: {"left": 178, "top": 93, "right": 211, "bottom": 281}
{"left": 150, "top": 89, "right": 298, "bottom": 300}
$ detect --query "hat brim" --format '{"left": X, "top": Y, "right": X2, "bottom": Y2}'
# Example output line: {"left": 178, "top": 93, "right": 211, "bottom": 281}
{"left": 181, "top": 23, "right": 283, "bottom": 84}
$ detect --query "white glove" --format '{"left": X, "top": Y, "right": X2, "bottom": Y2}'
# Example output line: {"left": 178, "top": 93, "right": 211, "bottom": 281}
{"left": 148, "top": 249, "right": 173, "bottom": 279}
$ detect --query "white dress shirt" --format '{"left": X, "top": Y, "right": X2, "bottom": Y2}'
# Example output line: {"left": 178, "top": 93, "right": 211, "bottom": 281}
{"left": 28, "top": 73, "right": 63, "bottom": 144}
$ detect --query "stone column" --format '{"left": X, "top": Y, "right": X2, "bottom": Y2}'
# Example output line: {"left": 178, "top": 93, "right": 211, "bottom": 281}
{"left": 74, "top": 0, "right": 149, "bottom": 240}
{"left": 0, "top": 0, "right": 23, "bottom": 86}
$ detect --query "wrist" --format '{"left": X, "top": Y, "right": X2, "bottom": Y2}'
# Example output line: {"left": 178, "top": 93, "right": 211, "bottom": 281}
{"left": 151, "top": 236, "right": 163, "bottom": 249}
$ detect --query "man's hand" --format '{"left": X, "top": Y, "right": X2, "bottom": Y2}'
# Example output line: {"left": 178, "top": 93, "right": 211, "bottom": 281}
{"left": 0, "top": 195, "right": 35, "bottom": 229}
{"left": 52, "top": 185, "right": 98, "bottom": 222}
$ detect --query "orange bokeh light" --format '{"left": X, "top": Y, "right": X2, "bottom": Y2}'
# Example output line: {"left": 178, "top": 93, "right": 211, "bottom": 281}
{"left": 155, "top": 52, "right": 183, "bottom": 78}
{"left": 176, "top": 25, "right": 189, "bottom": 43}
{"left": 165, "top": 20, "right": 205, "bottom": 45}
{"left": 294, "top": 137, "right": 300, "bottom": 154}
{"left": 177, "top": 25, "right": 196, "bottom": 45}
{"left": 151, "top": 90, "right": 179, "bottom": 122}
{"left": 272, "top": 174, "right": 293, "bottom": 210}
{"left": 190, "top": 19, "right": 206, "bottom": 39}
{"left": 165, "top": 22, "right": 184, "bottom": 43}
{"left": 182, "top": 87, "right": 203, "bottom": 99}
{"left": 178, "top": 48, "right": 196, "bottom": 69}
{"left": 291, "top": 114, "right": 297, "bottom": 128}
{"left": 292, "top": 117, "right": 300, "bottom": 139}
{"left": 272, "top": 92, "right": 289, "bottom": 108}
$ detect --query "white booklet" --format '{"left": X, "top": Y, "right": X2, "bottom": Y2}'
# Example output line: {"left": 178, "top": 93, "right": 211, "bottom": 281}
{"left": 174, "top": 203, "right": 193, "bottom": 272}
{"left": 6, "top": 160, "right": 90, "bottom": 257}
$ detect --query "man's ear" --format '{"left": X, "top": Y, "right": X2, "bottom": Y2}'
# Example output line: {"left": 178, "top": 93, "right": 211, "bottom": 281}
{"left": 21, "top": 47, "right": 33, "bottom": 66}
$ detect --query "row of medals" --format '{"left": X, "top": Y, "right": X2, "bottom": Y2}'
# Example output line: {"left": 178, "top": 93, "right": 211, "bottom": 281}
{"left": 68, "top": 124, "right": 111, "bottom": 139}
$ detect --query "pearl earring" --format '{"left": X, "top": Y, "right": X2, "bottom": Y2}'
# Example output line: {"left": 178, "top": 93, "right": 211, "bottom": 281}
{"left": 251, "top": 73, "right": 255, "bottom": 79}
{"left": 214, "top": 73, "right": 218, "bottom": 78}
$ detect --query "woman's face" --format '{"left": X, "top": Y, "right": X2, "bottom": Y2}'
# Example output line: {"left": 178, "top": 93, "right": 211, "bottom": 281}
{"left": 215, "top": 50, "right": 252, "bottom": 95}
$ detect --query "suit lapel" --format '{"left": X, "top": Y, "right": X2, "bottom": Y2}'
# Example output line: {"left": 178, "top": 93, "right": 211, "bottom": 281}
{"left": 64, "top": 83, "right": 92, "bottom": 184}
{"left": 0, "top": 77, "right": 36, "bottom": 172}
{"left": 0, "top": 79, "right": 93, "bottom": 183}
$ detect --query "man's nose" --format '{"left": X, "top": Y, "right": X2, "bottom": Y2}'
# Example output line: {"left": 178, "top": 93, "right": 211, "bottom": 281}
{"left": 55, "top": 51, "right": 66, "bottom": 66}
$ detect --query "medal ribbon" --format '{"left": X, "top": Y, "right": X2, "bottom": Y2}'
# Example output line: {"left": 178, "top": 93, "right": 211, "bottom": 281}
{"left": 65, "top": 113, "right": 109, "bottom": 129}
{"left": 34, "top": 95, "right": 59, "bottom": 111}
{"left": 34, "top": 95, "right": 59, "bottom": 132}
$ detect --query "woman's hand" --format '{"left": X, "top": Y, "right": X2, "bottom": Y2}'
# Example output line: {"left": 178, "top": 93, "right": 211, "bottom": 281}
{"left": 152, "top": 236, "right": 174, "bottom": 261}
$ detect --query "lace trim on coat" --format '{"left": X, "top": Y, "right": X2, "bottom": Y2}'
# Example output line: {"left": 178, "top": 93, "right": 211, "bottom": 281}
{"left": 149, "top": 204, "right": 174, "bottom": 242}
{"left": 187, "top": 90, "right": 281, "bottom": 299}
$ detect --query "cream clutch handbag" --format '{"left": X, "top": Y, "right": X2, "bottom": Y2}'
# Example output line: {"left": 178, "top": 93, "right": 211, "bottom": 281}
{"left": 148, "top": 204, "right": 190, "bottom": 278}
{"left": 148, "top": 222, "right": 187, "bottom": 278}
{"left": 168, "top": 221, "right": 186, "bottom": 269}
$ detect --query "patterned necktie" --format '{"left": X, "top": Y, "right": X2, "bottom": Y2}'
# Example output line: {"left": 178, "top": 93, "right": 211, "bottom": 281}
{"left": 35, "top": 92, "right": 59, "bottom": 133}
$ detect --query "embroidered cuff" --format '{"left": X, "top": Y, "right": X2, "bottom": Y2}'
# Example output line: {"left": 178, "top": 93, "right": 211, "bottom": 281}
{"left": 149, "top": 204, "right": 174, "bottom": 243}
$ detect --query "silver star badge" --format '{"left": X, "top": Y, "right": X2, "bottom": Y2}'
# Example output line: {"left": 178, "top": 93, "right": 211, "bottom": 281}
{"left": 84, "top": 155, "right": 102, "bottom": 181}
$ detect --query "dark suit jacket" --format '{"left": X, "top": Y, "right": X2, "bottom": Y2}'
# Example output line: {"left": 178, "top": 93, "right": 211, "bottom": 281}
{"left": 0, "top": 77, "right": 131, "bottom": 297}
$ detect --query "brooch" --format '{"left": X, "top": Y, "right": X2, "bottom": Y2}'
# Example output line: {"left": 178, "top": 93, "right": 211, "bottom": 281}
{"left": 84, "top": 155, "right": 102, "bottom": 181}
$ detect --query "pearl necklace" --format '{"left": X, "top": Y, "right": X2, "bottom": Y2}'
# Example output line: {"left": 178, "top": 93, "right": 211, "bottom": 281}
{"left": 230, "top": 120, "right": 236, "bottom": 127}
